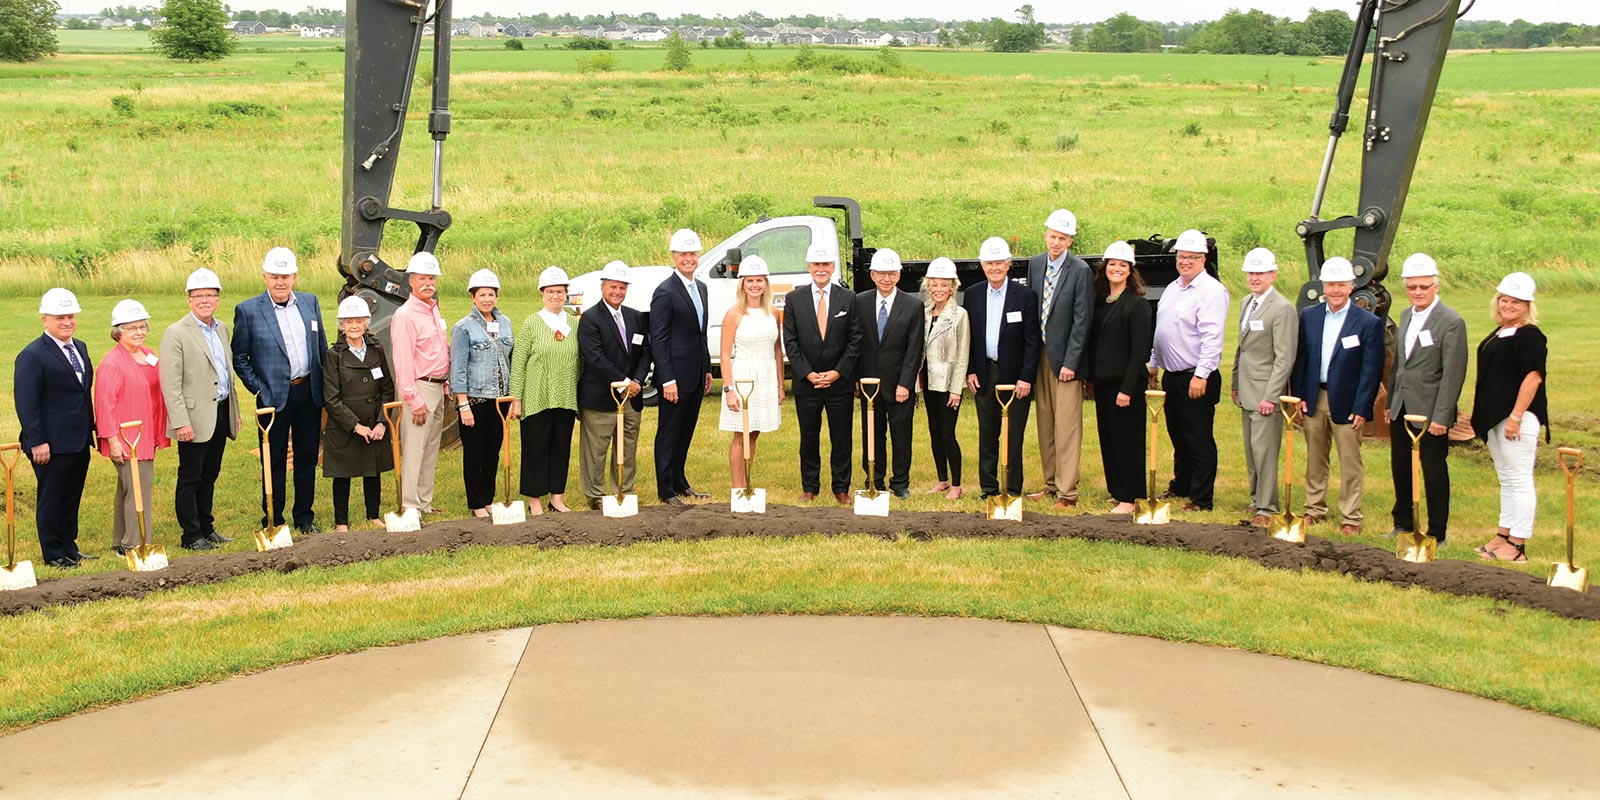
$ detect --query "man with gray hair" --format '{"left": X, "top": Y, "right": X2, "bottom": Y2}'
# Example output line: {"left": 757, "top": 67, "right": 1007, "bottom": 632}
{"left": 161, "top": 269, "right": 242, "bottom": 551}
{"left": 389, "top": 251, "right": 450, "bottom": 515}
{"left": 1028, "top": 209, "right": 1094, "bottom": 510}
{"left": 1230, "top": 248, "right": 1297, "bottom": 527}
{"left": 1387, "top": 253, "right": 1467, "bottom": 543}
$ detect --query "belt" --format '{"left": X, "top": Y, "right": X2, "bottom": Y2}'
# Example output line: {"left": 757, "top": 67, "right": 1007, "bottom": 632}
{"left": 1319, "top": 382, "right": 1328, "bottom": 389}
{"left": 987, "top": 358, "right": 1000, "bottom": 365}
{"left": 418, "top": 375, "right": 448, "bottom": 384}
{"left": 289, "top": 376, "right": 308, "bottom": 387}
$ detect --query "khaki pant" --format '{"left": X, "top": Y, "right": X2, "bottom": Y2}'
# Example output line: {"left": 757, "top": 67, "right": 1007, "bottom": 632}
{"left": 400, "top": 381, "right": 445, "bottom": 512}
{"left": 580, "top": 405, "right": 640, "bottom": 500}
{"left": 1035, "top": 360, "right": 1084, "bottom": 501}
{"left": 1240, "top": 406, "right": 1284, "bottom": 513}
{"left": 1304, "top": 389, "right": 1365, "bottom": 526}
{"left": 113, "top": 459, "right": 156, "bottom": 550}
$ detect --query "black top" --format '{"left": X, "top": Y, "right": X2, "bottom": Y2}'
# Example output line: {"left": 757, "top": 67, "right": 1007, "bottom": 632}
{"left": 1471, "top": 324, "right": 1548, "bottom": 441}
{"left": 1087, "top": 290, "right": 1155, "bottom": 397}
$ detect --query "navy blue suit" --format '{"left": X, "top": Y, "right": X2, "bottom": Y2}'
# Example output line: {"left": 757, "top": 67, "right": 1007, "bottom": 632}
{"left": 649, "top": 274, "right": 712, "bottom": 500}
{"left": 1291, "top": 302, "right": 1384, "bottom": 424}
{"left": 964, "top": 280, "right": 1041, "bottom": 496}
{"left": 15, "top": 333, "right": 96, "bottom": 563}
{"left": 233, "top": 290, "right": 328, "bottom": 528}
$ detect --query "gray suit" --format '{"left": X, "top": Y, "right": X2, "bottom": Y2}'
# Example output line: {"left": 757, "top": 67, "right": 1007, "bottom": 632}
{"left": 1231, "top": 288, "right": 1298, "bottom": 514}
{"left": 1388, "top": 300, "right": 1468, "bottom": 539}
{"left": 160, "top": 312, "right": 240, "bottom": 546}
{"left": 1028, "top": 251, "right": 1094, "bottom": 501}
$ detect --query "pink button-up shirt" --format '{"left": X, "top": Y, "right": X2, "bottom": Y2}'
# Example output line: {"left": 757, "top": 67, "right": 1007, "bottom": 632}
{"left": 390, "top": 294, "right": 450, "bottom": 411}
{"left": 1150, "top": 269, "right": 1229, "bottom": 379}
{"left": 95, "top": 345, "right": 171, "bottom": 460}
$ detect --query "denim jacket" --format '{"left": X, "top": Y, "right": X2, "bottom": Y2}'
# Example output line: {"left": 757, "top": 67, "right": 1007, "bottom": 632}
{"left": 449, "top": 307, "right": 514, "bottom": 399}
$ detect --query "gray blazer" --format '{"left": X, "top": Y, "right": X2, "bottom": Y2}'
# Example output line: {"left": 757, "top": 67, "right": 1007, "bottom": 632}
{"left": 1027, "top": 252, "right": 1094, "bottom": 375}
{"left": 922, "top": 299, "right": 970, "bottom": 395}
{"left": 1231, "top": 287, "right": 1298, "bottom": 408}
{"left": 160, "top": 313, "right": 241, "bottom": 442}
{"left": 1390, "top": 301, "right": 1468, "bottom": 426}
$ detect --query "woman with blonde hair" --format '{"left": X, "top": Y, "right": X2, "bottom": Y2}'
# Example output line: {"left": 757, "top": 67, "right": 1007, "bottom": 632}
{"left": 1472, "top": 271, "right": 1547, "bottom": 562}
{"left": 920, "top": 257, "right": 969, "bottom": 499}
{"left": 718, "top": 255, "right": 784, "bottom": 491}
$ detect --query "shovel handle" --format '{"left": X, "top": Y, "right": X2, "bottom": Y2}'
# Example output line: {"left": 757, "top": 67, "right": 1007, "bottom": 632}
{"left": 860, "top": 378, "right": 880, "bottom": 463}
{"left": 382, "top": 401, "right": 405, "bottom": 514}
{"left": 1559, "top": 447, "right": 1584, "bottom": 476}
{"left": 1, "top": 442, "right": 16, "bottom": 564}
{"left": 1278, "top": 395, "right": 1302, "bottom": 426}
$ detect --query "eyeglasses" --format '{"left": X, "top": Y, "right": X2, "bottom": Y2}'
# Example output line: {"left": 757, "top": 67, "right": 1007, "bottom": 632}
{"left": 122, "top": 323, "right": 150, "bottom": 332}
{"left": 189, "top": 292, "right": 220, "bottom": 300}
{"left": 1176, "top": 254, "right": 1206, "bottom": 262}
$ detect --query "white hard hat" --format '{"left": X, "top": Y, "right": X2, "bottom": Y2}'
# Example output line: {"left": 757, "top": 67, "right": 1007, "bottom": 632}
{"left": 1045, "top": 209, "right": 1077, "bottom": 236}
{"left": 669, "top": 228, "right": 702, "bottom": 252}
{"left": 262, "top": 246, "right": 297, "bottom": 275}
{"left": 538, "top": 266, "right": 571, "bottom": 289}
{"left": 1241, "top": 247, "right": 1277, "bottom": 273}
{"left": 926, "top": 257, "right": 958, "bottom": 281}
{"left": 407, "top": 251, "right": 442, "bottom": 276}
{"left": 336, "top": 295, "right": 372, "bottom": 319}
{"left": 978, "top": 237, "right": 1012, "bottom": 262}
{"left": 39, "top": 287, "right": 82, "bottom": 315}
{"left": 110, "top": 299, "right": 151, "bottom": 326}
{"left": 599, "top": 260, "right": 631, "bottom": 284}
{"left": 1175, "top": 230, "right": 1208, "bottom": 254}
{"left": 1102, "top": 241, "right": 1136, "bottom": 265}
{"left": 739, "top": 254, "right": 770, "bottom": 277}
{"left": 869, "top": 248, "right": 902, "bottom": 273}
{"left": 1319, "top": 257, "right": 1356, "bottom": 283}
{"left": 806, "top": 241, "right": 838, "bottom": 263}
{"left": 467, "top": 268, "right": 500, "bottom": 292}
{"left": 186, "top": 268, "right": 222, "bottom": 293}
{"left": 1400, "top": 253, "right": 1439, "bottom": 279}
{"left": 1496, "top": 271, "right": 1535, "bottom": 302}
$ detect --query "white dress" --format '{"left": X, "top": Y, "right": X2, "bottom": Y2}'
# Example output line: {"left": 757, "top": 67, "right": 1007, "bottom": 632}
{"left": 719, "top": 309, "right": 782, "bottom": 433}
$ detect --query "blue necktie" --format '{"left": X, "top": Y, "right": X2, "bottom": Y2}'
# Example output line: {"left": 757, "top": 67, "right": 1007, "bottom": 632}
{"left": 877, "top": 299, "right": 889, "bottom": 340}
{"left": 688, "top": 281, "right": 705, "bottom": 331}
{"left": 63, "top": 342, "right": 84, "bottom": 382}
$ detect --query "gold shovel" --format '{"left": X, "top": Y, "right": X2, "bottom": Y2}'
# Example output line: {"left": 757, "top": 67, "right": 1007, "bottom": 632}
{"left": 987, "top": 384, "right": 1023, "bottom": 521}
{"left": 1550, "top": 447, "right": 1590, "bottom": 592}
{"left": 854, "top": 378, "right": 889, "bottom": 516}
{"left": 0, "top": 443, "right": 36, "bottom": 590}
{"left": 120, "top": 421, "right": 169, "bottom": 572}
{"left": 382, "top": 400, "right": 420, "bottom": 532}
{"left": 1396, "top": 414, "right": 1437, "bottom": 563}
{"left": 489, "top": 396, "right": 527, "bottom": 524}
{"left": 253, "top": 408, "right": 295, "bottom": 551}
{"left": 730, "top": 378, "right": 766, "bottom": 513}
{"left": 602, "top": 381, "right": 638, "bottom": 517}
{"left": 1135, "top": 389, "right": 1171, "bottom": 525}
{"left": 1270, "top": 395, "right": 1306, "bottom": 543}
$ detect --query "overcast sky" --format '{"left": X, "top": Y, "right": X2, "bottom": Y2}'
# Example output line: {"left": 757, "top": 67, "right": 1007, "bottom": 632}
{"left": 62, "top": 0, "right": 1597, "bottom": 25}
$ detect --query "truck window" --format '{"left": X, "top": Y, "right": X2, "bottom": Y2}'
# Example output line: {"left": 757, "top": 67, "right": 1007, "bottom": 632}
{"left": 739, "top": 226, "right": 813, "bottom": 275}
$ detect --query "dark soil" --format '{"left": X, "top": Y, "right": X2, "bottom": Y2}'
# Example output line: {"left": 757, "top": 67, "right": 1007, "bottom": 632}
{"left": 2, "top": 506, "right": 1594, "bottom": 620}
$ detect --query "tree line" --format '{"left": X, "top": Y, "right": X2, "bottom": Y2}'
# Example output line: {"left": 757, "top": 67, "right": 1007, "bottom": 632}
{"left": 1078, "top": 10, "right": 1600, "bottom": 54}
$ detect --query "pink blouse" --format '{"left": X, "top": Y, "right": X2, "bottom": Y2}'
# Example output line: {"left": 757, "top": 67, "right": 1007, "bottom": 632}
{"left": 95, "top": 345, "right": 171, "bottom": 460}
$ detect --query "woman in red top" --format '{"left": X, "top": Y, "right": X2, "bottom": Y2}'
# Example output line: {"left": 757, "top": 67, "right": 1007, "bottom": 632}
{"left": 94, "top": 299, "right": 170, "bottom": 556}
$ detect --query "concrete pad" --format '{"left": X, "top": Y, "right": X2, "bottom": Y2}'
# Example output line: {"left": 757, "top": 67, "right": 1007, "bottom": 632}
{"left": 1048, "top": 626, "right": 1600, "bottom": 799}
{"left": 0, "top": 628, "right": 531, "bottom": 800}
{"left": 462, "top": 616, "right": 1127, "bottom": 799}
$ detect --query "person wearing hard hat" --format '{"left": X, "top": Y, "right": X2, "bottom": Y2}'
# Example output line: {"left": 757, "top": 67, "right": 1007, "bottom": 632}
{"left": 1289, "top": 258, "right": 1384, "bottom": 536}
{"left": 963, "top": 237, "right": 1040, "bottom": 500}
{"left": 390, "top": 251, "right": 451, "bottom": 515}
{"left": 15, "top": 288, "right": 97, "bottom": 567}
{"left": 577, "top": 261, "right": 652, "bottom": 509}
{"left": 1028, "top": 209, "right": 1094, "bottom": 510}
{"left": 717, "top": 254, "right": 785, "bottom": 491}
{"left": 160, "top": 268, "right": 242, "bottom": 551}
{"left": 94, "top": 299, "right": 171, "bottom": 556}
{"left": 232, "top": 247, "right": 329, "bottom": 536}
{"left": 920, "top": 257, "right": 969, "bottom": 500}
{"left": 855, "top": 248, "right": 926, "bottom": 497}
{"left": 321, "top": 296, "right": 395, "bottom": 531}
{"left": 1147, "top": 230, "right": 1228, "bottom": 512}
{"left": 1471, "top": 271, "right": 1547, "bottom": 562}
{"left": 1085, "top": 242, "right": 1152, "bottom": 515}
{"left": 781, "top": 239, "right": 861, "bottom": 505}
{"left": 450, "top": 268, "right": 516, "bottom": 518}
{"left": 1386, "top": 253, "right": 1468, "bottom": 543}
{"left": 650, "top": 228, "right": 715, "bottom": 505}
{"left": 1229, "top": 248, "right": 1299, "bottom": 528}
{"left": 509, "top": 267, "right": 582, "bottom": 514}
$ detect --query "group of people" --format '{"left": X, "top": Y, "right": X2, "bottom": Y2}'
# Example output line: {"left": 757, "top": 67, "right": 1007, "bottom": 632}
{"left": 14, "top": 210, "right": 1547, "bottom": 568}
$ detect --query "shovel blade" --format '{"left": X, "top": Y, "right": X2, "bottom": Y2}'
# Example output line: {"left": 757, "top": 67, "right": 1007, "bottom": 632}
{"left": 986, "top": 496, "right": 1023, "bottom": 521}
{"left": 127, "top": 545, "right": 169, "bottom": 572}
{"left": 385, "top": 508, "right": 421, "bottom": 533}
{"left": 0, "top": 561, "right": 37, "bottom": 591}
{"left": 255, "top": 525, "right": 294, "bottom": 552}
{"left": 1396, "top": 532, "right": 1437, "bottom": 563}
{"left": 1133, "top": 498, "right": 1171, "bottom": 525}
{"left": 854, "top": 490, "right": 890, "bottom": 517}
{"left": 1549, "top": 562, "right": 1591, "bottom": 593}
{"left": 602, "top": 495, "right": 638, "bottom": 518}
{"left": 730, "top": 489, "right": 767, "bottom": 514}
{"left": 1269, "top": 512, "right": 1306, "bottom": 543}
{"left": 490, "top": 501, "right": 527, "bottom": 525}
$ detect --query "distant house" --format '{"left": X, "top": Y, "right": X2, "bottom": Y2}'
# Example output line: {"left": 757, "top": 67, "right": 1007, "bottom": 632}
{"left": 553, "top": 24, "right": 575, "bottom": 35}
{"left": 602, "top": 23, "right": 631, "bottom": 41}
{"left": 575, "top": 25, "right": 604, "bottom": 38}
{"left": 232, "top": 20, "right": 267, "bottom": 35}
{"left": 630, "top": 26, "right": 668, "bottom": 42}
{"left": 745, "top": 27, "right": 776, "bottom": 44}
{"left": 778, "top": 32, "right": 811, "bottom": 45}
{"left": 420, "top": 22, "right": 434, "bottom": 35}
{"left": 502, "top": 22, "right": 528, "bottom": 37}
{"left": 465, "top": 21, "right": 499, "bottom": 38}
{"left": 300, "top": 25, "right": 334, "bottom": 38}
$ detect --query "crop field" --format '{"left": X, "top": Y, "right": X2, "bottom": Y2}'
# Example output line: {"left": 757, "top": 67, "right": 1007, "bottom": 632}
{"left": 1, "top": 39, "right": 1598, "bottom": 729}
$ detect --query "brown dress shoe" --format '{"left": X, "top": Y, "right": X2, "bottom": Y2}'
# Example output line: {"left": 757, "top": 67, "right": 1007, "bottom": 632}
{"left": 1303, "top": 513, "right": 1325, "bottom": 525}
{"left": 800, "top": 491, "right": 818, "bottom": 501}
{"left": 835, "top": 492, "right": 851, "bottom": 504}
{"left": 1025, "top": 490, "right": 1053, "bottom": 500}
{"left": 1052, "top": 498, "right": 1076, "bottom": 510}
{"left": 1249, "top": 514, "right": 1271, "bottom": 527}
{"left": 1339, "top": 524, "right": 1361, "bottom": 536}
{"left": 1181, "top": 501, "right": 1207, "bottom": 512}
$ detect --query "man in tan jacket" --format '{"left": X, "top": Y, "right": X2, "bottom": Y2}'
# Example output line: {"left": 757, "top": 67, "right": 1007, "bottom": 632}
{"left": 1230, "top": 248, "right": 1297, "bottom": 526}
{"left": 160, "top": 268, "right": 242, "bottom": 551}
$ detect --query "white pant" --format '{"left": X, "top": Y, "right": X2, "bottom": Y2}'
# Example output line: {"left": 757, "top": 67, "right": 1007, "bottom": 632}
{"left": 1486, "top": 412, "right": 1539, "bottom": 538}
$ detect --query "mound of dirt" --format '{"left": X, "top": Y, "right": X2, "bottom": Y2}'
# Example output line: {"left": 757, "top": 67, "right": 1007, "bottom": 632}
{"left": 1, "top": 506, "right": 1594, "bottom": 619}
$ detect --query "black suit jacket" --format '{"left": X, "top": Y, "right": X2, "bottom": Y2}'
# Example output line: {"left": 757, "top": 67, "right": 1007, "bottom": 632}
{"left": 853, "top": 290, "right": 925, "bottom": 394}
{"left": 648, "top": 274, "right": 712, "bottom": 391}
{"left": 782, "top": 283, "right": 861, "bottom": 396}
{"left": 1087, "top": 291, "right": 1155, "bottom": 397}
{"left": 16, "top": 333, "right": 96, "bottom": 453}
{"left": 963, "top": 281, "right": 1041, "bottom": 389}
{"left": 578, "top": 303, "right": 652, "bottom": 412}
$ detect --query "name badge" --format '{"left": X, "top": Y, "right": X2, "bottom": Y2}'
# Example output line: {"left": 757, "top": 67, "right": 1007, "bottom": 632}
{"left": 311, "top": 320, "right": 318, "bottom": 332}
{"left": 1248, "top": 320, "right": 1265, "bottom": 331}
{"left": 487, "top": 321, "right": 499, "bottom": 335}
{"left": 1341, "top": 334, "right": 1359, "bottom": 349}
{"left": 371, "top": 367, "right": 384, "bottom": 380}
{"left": 1005, "top": 310, "right": 1022, "bottom": 324}
{"left": 1418, "top": 330, "right": 1434, "bottom": 348}
{"left": 631, "top": 333, "right": 644, "bottom": 346}
{"left": 1496, "top": 327, "right": 1516, "bottom": 339}
{"left": 437, "top": 318, "right": 447, "bottom": 332}
{"left": 145, "top": 354, "right": 160, "bottom": 366}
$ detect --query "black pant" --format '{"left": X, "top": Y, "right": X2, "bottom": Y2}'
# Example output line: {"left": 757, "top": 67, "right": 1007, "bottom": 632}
{"left": 332, "top": 476, "right": 382, "bottom": 525}
{"left": 796, "top": 391, "right": 854, "bottom": 494}
{"left": 458, "top": 397, "right": 506, "bottom": 511}
{"left": 258, "top": 381, "right": 319, "bottom": 528}
{"left": 30, "top": 447, "right": 89, "bottom": 562}
{"left": 859, "top": 394, "right": 915, "bottom": 493}
{"left": 924, "top": 391, "right": 963, "bottom": 486}
{"left": 520, "top": 408, "right": 575, "bottom": 498}
{"left": 176, "top": 401, "right": 229, "bottom": 546}
{"left": 976, "top": 365, "right": 1031, "bottom": 496}
{"left": 655, "top": 382, "right": 706, "bottom": 500}
{"left": 1094, "top": 380, "right": 1146, "bottom": 503}
{"left": 1390, "top": 415, "right": 1451, "bottom": 541}
{"left": 1161, "top": 369, "right": 1220, "bottom": 509}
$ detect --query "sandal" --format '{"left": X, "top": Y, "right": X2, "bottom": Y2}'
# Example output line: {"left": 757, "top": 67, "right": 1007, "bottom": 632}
{"left": 1477, "top": 533, "right": 1528, "bottom": 562}
{"left": 1475, "top": 532, "right": 1510, "bottom": 560}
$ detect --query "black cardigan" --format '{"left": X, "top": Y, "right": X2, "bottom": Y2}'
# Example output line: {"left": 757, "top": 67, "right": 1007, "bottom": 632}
{"left": 1471, "top": 324, "right": 1549, "bottom": 442}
